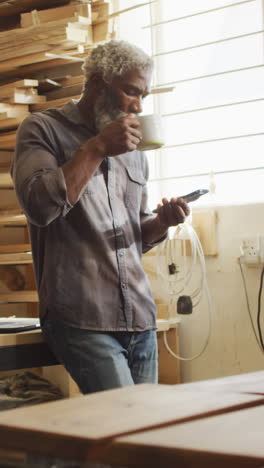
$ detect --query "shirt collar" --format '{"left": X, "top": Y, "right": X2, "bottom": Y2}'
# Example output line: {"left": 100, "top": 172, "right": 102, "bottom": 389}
{"left": 60, "top": 99, "right": 96, "bottom": 133}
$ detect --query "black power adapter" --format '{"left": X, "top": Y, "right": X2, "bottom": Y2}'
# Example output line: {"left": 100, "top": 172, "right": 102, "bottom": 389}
{"left": 177, "top": 295, "right": 193, "bottom": 314}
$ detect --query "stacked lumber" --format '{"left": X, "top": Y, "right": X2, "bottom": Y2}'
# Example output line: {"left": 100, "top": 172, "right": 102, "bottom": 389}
{"left": 0, "top": 243, "right": 32, "bottom": 265}
{"left": 0, "top": 1, "right": 113, "bottom": 314}
{"left": 0, "top": 1, "right": 113, "bottom": 76}
{"left": 0, "top": 1, "right": 114, "bottom": 149}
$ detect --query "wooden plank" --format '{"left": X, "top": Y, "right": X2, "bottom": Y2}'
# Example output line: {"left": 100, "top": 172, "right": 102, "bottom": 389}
{"left": 0, "top": 0, "right": 71, "bottom": 17}
{"left": 38, "top": 78, "right": 61, "bottom": 93}
{"left": 0, "top": 386, "right": 262, "bottom": 461}
{"left": 0, "top": 328, "right": 43, "bottom": 347}
{"left": 46, "top": 83, "right": 82, "bottom": 101}
{"left": 92, "top": 20, "right": 113, "bottom": 43}
{"left": 7, "top": 89, "right": 46, "bottom": 105}
{"left": 0, "top": 54, "right": 85, "bottom": 79}
{"left": 0, "top": 243, "right": 31, "bottom": 254}
{"left": 0, "top": 131, "right": 16, "bottom": 150}
{"left": 0, "top": 46, "right": 85, "bottom": 74}
{"left": 0, "top": 114, "right": 29, "bottom": 131}
{"left": 56, "top": 74, "right": 83, "bottom": 87}
{"left": 0, "top": 211, "right": 26, "bottom": 226}
{"left": 0, "top": 252, "right": 32, "bottom": 265}
{"left": 30, "top": 94, "right": 80, "bottom": 112}
{"left": 21, "top": 3, "right": 92, "bottom": 28}
{"left": 66, "top": 22, "right": 93, "bottom": 44}
{"left": 0, "top": 103, "right": 29, "bottom": 117}
{"left": 0, "top": 290, "right": 38, "bottom": 303}
{"left": 0, "top": 172, "right": 13, "bottom": 188}
{"left": 102, "top": 405, "right": 264, "bottom": 468}
{"left": 0, "top": 79, "right": 38, "bottom": 93}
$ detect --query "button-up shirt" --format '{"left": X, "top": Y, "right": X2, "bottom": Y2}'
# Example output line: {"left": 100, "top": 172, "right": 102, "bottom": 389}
{"left": 12, "top": 101, "right": 166, "bottom": 331}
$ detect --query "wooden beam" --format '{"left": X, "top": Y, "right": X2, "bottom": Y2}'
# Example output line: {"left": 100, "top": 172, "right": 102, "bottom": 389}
{"left": 30, "top": 94, "right": 80, "bottom": 112}
{"left": 6, "top": 89, "right": 46, "bottom": 105}
{"left": 0, "top": 244, "right": 31, "bottom": 254}
{"left": 0, "top": 290, "right": 38, "bottom": 303}
{"left": 0, "top": 211, "right": 27, "bottom": 227}
{"left": 0, "top": 173, "right": 13, "bottom": 188}
{"left": 0, "top": 0, "right": 71, "bottom": 17}
{"left": 0, "top": 79, "right": 38, "bottom": 93}
{"left": 0, "top": 131, "right": 16, "bottom": 150}
{"left": 0, "top": 252, "right": 32, "bottom": 265}
{"left": 21, "top": 3, "right": 92, "bottom": 28}
{"left": 46, "top": 83, "right": 82, "bottom": 101}
{"left": 0, "top": 114, "right": 29, "bottom": 131}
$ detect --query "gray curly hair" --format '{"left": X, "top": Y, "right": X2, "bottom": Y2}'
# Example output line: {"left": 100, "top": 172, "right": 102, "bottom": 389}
{"left": 82, "top": 40, "right": 153, "bottom": 87}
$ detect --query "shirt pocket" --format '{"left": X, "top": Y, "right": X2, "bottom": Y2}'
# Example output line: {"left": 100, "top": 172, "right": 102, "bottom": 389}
{"left": 125, "top": 166, "right": 146, "bottom": 210}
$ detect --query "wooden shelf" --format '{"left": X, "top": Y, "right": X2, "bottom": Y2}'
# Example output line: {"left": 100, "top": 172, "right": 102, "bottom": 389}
{"left": 0, "top": 290, "right": 38, "bottom": 304}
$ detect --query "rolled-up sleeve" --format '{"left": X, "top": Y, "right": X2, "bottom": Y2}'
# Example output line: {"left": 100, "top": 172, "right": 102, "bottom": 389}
{"left": 12, "top": 114, "right": 73, "bottom": 227}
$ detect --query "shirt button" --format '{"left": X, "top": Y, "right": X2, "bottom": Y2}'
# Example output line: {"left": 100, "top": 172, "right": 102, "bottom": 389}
{"left": 121, "top": 282, "right": 126, "bottom": 289}
{"left": 119, "top": 251, "right": 124, "bottom": 257}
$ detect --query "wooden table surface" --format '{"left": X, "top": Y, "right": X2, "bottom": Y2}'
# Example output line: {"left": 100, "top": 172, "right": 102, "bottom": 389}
{"left": 101, "top": 403, "right": 264, "bottom": 468}
{"left": 0, "top": 383, "right": 263, "bottom": 461}
{"left": 173, "top": 370, "right": 264, "bottom": 395}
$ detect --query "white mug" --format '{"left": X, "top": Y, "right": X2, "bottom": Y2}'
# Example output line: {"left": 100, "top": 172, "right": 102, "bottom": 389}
{"left": 137, "top": 114, "right": 165, "bottom": 151}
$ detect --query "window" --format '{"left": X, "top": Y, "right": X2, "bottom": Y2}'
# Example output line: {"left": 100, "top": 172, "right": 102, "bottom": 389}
{"left": 115, "top": 0, "right": 264, "bottom": 207}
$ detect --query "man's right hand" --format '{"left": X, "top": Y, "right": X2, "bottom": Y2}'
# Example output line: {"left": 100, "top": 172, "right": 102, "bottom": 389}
{"left": 94, "top": 114, "right": 142, "bottom": 157}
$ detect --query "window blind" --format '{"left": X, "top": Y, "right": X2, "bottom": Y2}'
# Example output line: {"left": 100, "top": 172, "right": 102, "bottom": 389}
{"left": 115, "top": 0, "right": 264, "bottom": 206}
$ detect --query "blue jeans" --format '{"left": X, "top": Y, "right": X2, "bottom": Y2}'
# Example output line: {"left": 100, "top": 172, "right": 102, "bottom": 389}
{"left": 41, "top": 316, "right": 158, "bottom": 394}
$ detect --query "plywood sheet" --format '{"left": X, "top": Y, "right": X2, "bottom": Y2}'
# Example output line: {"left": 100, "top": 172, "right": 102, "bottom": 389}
{"left": 0, "top": 385, "right": 263, "bottom": 460}
{"left": 105, "top": 404, "right": 264, "bottom": 468}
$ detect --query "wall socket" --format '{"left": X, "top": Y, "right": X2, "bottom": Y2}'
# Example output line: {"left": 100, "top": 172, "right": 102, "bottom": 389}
{"left": 240, "top": 235, "right": 264, "bottom": 265}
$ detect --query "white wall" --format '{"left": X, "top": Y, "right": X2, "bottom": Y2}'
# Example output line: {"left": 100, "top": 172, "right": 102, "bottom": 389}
{"left": 145, "top": 202, "right": 264, "bottom": 382}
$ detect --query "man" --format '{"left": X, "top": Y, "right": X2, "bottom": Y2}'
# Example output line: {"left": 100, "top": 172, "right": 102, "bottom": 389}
{"left": 12, "top": 40, "right": 190, "bottom": 394}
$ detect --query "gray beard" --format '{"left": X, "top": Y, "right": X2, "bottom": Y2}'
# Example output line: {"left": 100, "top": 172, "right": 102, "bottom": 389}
{"left": 94, "top": 88, "right": 127, "bottom": 132}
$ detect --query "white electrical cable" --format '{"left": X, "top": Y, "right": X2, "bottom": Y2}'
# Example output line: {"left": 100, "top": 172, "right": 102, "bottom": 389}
{"left": 156, "top": 222, "right": 213, "bottom": 360}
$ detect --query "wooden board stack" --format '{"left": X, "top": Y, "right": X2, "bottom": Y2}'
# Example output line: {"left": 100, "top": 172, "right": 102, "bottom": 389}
{"left": 0, "top": 0, "right": 113, "bottom": 156}
{"left": 0, "top": 1, "right": 114, "bottom": 313}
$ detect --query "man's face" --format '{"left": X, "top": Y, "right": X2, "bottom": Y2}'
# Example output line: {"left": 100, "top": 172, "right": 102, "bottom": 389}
{"left": 94, "top": 68, "right": 152, "bottom": 131}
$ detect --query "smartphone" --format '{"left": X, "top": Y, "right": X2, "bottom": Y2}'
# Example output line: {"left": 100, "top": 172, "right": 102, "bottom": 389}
{"left": 180, "top": 188, "right": 209, "bottom": 202}
{"left": 152, "top": 189, "right": 209, "bottom": 213}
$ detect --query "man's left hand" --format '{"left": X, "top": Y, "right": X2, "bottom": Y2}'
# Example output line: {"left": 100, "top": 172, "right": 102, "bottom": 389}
{"left": 155, "top": 197, "right": 190, "bottom": 228}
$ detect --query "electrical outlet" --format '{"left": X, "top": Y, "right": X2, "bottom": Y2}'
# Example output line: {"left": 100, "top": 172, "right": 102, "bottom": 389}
{"left": 240, "top": 236, "right": 260, "bottom": 264}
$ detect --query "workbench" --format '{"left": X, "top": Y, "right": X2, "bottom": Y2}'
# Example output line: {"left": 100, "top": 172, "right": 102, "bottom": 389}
{"left": 0, "top": 317, "right": 180, "bottom": 372}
